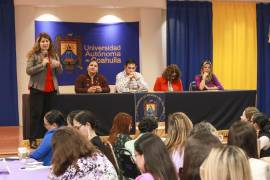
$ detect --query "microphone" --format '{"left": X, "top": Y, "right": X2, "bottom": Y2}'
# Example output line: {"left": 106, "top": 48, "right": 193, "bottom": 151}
{"left": 42, "top": 50, "right": 48, "bottom": 58}
{"left": 41, "top": 50, "right": 49, "bottom": 67}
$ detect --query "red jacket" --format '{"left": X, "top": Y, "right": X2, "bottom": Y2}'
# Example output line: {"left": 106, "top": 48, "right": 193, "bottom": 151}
{"left": 153, "top": 76, "right": 183, "bottom": 92}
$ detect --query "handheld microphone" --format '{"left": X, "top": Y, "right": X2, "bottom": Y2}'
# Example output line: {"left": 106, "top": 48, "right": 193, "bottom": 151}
{"left": 42, "top": 50, "right": 48, "bottom": 58}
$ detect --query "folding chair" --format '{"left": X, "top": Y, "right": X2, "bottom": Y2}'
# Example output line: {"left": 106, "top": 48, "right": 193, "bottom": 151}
{"left": 103, "top": 141, "right": 122, "bottom": 179}
{"left": 118, "top": 148, "right": 141, "bottom": 179}
{"left": 189, "top": 81, "right": 198, "bottom": 91}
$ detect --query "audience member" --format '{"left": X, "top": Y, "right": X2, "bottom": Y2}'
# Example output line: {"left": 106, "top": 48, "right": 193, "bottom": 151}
{"left": 26, "top": 32, "right": 63, "bottom": 148}
{"left": 240, "top": 106, "right": 259, "bottom": 122}
{"left": 228, "top": 121, "right": 270, "bottom": 180}
{"left": 108, "top": 112, "right": 132, "bottom": 162}
{"left": 66, "top": 110, "right": 81, "bottom": 127}
{"left": 182, "top": 132, "right": 221, "bottom": 180}
{"left": 48, "top": 127, "right": 117, "bottom": 179}
{"left": 75, "top": 60, "right": 110, "bottom": 93}
{"left": 73, "top": 110, "right": 106, "bottom": 154}
{"left": 200, "top": 146, "right": 252, "bottom": 180}
{"left": 125, "top": 117, "right": 158, "bottom": 158}
{"left": 252, "top": 113, "right": 270, "bottom": 157}
{"left": 154, "top": 64, "right": 183, "bottom": 92}
{"left": 115, "top": 59, "right": 148, "bottom": 93}
{"left": 29, "top": 110, "right": 65, "bottom": 166}
{"left": 134, "top": 133, "right": 178, "bottom": 180}
{"left": 165, "top": 112, "right": 193, "bottom": 177}
{"left": 195, "top": 60, "right": 223, "bottom": 90}
{"left": 190, "top": 121, "right": 217, "bottom": 136}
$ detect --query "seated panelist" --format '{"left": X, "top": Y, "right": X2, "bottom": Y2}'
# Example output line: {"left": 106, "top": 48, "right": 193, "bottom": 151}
{"left": 115, "top": 59, "right": 148, "bottom": 93}
{"left": 75, "top": 60, "right": 110, "bottom": 93}
{"left": 195, "top": 60, "right": 224, "bottom": 91}
{"left": 154, "top": 64, "right": 183, "bottom": 92}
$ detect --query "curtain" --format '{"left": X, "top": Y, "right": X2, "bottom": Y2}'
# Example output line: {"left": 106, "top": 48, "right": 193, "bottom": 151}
{"left": 167, "top": 1, "right": 212, "bottom": 90}
{"left": 212, "top": 1, "right": 257, "bottom": 90}
{"left": 0, "top": 0, "right": 19, "bottom": 125}
{"left": 256, "top": 3, "right": 270, "bottom": 116}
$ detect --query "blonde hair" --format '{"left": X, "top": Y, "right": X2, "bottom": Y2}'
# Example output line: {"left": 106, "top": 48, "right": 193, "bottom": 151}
{"left": 244, "top": 107, "right": 259, "bottom": 122}
{"left": 200, "top": 145, "right": 252, "bottom": 180}
{"left": 165, "top": 112, "right": 193, "bottom": 154}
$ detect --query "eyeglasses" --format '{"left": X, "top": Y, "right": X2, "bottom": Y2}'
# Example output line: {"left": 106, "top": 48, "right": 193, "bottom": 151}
{"left": 74, "top": 124, "right": 82, "bottom": 130}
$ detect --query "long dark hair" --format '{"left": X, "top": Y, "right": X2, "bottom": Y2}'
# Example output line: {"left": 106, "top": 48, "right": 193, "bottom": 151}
{"left": 182, "top": 132, "right": 221, "bottom": 180}
{"left": 228, "top": 121, "right": 258, "bottom": 158}
{"left": 51, "top": 127, "right": 96, "bottom": 176}
{"left": 135, "top": 133, "right": 178, "bottom": 180}
{"left": 74, "top": 110, "right": 97, "bottom": 130}
{"left": 253, "top": 112, "right": 270, "bottom": 135}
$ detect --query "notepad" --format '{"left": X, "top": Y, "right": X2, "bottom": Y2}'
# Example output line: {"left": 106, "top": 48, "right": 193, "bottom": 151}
{"left": 0, "top": 158, "right": 10, "bottom": 174}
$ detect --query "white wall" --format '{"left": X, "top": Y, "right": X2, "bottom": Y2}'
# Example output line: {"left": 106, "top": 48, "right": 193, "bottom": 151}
{"left": 15, "top": 6, "right": 166, "bottom": 125}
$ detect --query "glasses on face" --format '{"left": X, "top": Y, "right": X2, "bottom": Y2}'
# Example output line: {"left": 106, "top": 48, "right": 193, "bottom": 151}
{"left": 74, "top": 124, "right": 82, "bottom": 130}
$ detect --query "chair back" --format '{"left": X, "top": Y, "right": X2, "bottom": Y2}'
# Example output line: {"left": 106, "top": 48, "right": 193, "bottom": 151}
{"left": 189, "top": 81, "right": 197, "bottom": 91}
{"left": 103, "top": 141, "right": 121, "bottom": 176}
{"left": 118, "top": 148, "right": 141, "bottom": 179}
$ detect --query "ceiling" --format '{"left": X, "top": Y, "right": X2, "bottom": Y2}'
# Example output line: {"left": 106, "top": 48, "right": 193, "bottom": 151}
{"left": 14, "top": 0, "right": 270, "bottom": 9}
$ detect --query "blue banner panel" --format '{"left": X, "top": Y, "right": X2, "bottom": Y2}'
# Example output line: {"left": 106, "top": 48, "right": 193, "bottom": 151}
{"left": 35, "top": 21, "right": 139, "bottom": 85}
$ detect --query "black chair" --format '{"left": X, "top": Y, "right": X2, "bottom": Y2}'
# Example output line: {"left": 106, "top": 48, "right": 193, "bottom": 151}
{"left": 103, "top": 141, "right": 122, "bottom": 179}
{"left": 118, "top": 148, "right": 141, "bottom": 179}
{"left": 189, "top": 81, "right": 198, "bottom": 91}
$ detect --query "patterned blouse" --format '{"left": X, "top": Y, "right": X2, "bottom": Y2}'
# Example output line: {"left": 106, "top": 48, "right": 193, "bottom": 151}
{"left": 48, "top": 153, "right": 118, "bottom": 180}
{"left": 113, "top": 133, "right": 132, "bottom": 163}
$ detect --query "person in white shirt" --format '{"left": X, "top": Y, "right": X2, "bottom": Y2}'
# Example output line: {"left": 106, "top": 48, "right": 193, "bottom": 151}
{"left": 228, "top": 121, "right": 270, "bottom": 180}
{"left": 125, "top": 117, "right": 158, "bottom": 158}
{"left": 252, "top": 112, "right": 270, "bottom": 157}
{"left": 115, "top": 59, "right": 148, "bottom": 93}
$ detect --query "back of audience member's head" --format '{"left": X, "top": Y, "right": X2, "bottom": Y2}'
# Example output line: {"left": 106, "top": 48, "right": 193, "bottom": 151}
{"left": 241, "top": 106, "right": 259, "bottom": 122}
{"left": 228, "top": 121, "right": 258, "bottom": 158}
{"left": 165, "top": 112, "right": 193, "bottom": 153}
{"left": 108, "top": 112, "right": 132, "bottom": 144}
{"left": 138, "top": 117, "right": 158, "bottom": 133}
{"left": 134, "top": 133, "right": 178, "bottom": 180}
{"left": 66, "top": 110, "right": 81, "bottom": 127}
{"left": 182, "top": 132, "right": 221, "bottom": 180}
{"left": 200, "top": 145, "right": 252, "bottom": 180}
{"left": 189, "top": 121, "right": 217, "bottom": 137}
{"left": 51, "top": 127, "right": 96, "bottom": 176}
{"left": 252, "top": 112, "right": 270, "bottom": 134}
{"left": 44, "top": 110, "right": 65, "bottom": 127}
{"left": 73, "top": 110, "right": 97, "bottom": 130}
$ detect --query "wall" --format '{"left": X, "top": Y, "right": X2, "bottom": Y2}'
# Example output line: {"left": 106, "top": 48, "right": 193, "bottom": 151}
{"left": 15, "top": 6, "right": 166, "bottom": 125}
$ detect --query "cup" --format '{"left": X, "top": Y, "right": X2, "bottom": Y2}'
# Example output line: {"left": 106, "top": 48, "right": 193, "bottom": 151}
{"left": 18, "top": 147, "right": 28, "bottom": 160}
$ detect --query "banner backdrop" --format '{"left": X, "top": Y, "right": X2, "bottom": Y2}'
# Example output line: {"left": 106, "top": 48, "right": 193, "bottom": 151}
{"left": 35, "top": 21, "right": 140, "bottom": 85}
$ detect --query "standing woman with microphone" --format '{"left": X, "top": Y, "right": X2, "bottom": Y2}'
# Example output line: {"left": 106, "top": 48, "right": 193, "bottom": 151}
{"left": 26, "top": 32, "right": 62, "bottom": 148}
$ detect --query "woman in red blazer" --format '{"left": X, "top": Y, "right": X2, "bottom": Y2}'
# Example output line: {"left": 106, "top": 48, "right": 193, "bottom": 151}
{"left": 154, "top": 64, "right": 183, "bottom": 92}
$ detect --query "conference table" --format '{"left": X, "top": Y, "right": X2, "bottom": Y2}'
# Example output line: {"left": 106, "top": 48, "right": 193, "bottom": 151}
{"left": 22, "top": 90, "right": 256, "bottom": 139}
{"left": 0, "top": 158, "right": 49, "bottom": 180}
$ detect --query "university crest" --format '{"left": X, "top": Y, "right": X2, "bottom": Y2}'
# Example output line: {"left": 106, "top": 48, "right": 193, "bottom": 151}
{"left": 56, "top": 33, "right": 83, "bottom": 71}
{"left": 135, "top": 93, "right": 165, "bottom": 122}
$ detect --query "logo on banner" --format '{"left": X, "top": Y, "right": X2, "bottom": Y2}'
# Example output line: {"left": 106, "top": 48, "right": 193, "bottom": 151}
{"left": 56, "top": 33, "right": 83, "bottom": 71}
{"left": 135, "top": 93, "right": 165, "bottom": 122}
